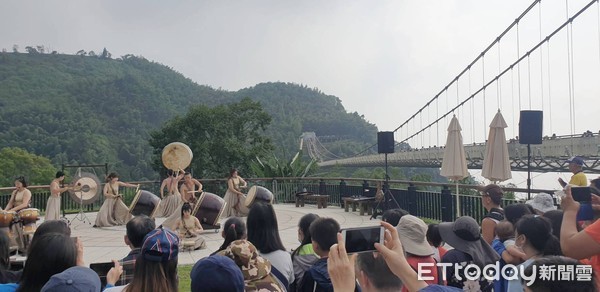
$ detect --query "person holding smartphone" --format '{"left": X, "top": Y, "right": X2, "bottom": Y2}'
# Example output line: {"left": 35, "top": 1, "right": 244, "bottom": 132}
{"left": 558, "top": 156, "right": 587, "bottom": 187}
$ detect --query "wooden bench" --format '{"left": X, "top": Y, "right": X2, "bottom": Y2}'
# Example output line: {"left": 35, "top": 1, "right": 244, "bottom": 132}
{"left": 342, "top": 196, "right": 375, "bottom": 216}
{"left": 295, "top": 192, "right": 329, "bottom": 209}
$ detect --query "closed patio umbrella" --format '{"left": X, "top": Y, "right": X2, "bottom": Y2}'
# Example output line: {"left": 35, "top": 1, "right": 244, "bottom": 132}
{"left": 482, "top": 110, "right": 512, "bottom": 182}
{"left": 440, "top": 115, "right": 469, "bottom": 217}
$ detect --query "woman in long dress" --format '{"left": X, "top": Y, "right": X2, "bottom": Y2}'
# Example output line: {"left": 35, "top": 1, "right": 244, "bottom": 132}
{"left": 155, "top": 170, "right": 184, "bottom": 218}
{"left": 94, "top": 173, "right": 136, "bottom": 227}
{"left": 45, "top": 171, "right": 69, "bottom": 221}
{"left": 175, "top": 203, "right": 206, "bottom": 251}
{"left": 6, "top": 176, "right": 32, "bottom": 251}
{"left": 222, "top": 168, "right": 249, "bottom": 218}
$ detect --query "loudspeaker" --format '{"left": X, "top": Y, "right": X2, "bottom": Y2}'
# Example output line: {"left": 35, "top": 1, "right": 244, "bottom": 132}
{"left": 377, "top": 131, "right": 395, "bottom": 154}
{"left": 519, "top": 110, "right": 543, "bottom": 144}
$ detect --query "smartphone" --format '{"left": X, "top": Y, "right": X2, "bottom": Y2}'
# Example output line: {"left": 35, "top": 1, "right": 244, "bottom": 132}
{"left": 90, "top": 262, "right": 115, "bottom": 289}
{"left": 341, "top": 226, "right": 384, "bottom": 254}
{"left": 572, "top": 187, "right": 592, "bottom": 202}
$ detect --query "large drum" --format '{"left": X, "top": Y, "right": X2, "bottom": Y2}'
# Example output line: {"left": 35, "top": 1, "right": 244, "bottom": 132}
{"left": 129, "top": 190, "right": 161, "bottom": 218}
{"left": 244, "top": 186, "right": 274, "bottom": 208}
{"left": 0, "top": 211, "right": 15, "bottom": 228}
{"left": 18, "top": 209, "right": 39, "bottom": 225}
{"left": 192, "top": 192, "right": 225, "bottom": 226}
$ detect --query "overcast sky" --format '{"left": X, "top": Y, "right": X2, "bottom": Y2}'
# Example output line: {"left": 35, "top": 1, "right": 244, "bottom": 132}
{"left": 2, "top": 0, "right": 598, "bottom": 189}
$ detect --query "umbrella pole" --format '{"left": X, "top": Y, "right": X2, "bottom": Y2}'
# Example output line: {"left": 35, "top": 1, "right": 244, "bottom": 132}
{"left": 455, "top": 182, "right": 461, "bottom": 217}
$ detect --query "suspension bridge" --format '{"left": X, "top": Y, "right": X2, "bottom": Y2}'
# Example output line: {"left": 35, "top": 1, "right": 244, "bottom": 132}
{"left": 302, "top": 0, "right": 600, "bottom": 174}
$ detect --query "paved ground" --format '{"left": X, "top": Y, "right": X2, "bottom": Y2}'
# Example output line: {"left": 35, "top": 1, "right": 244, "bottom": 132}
{"left": 40, "top": 203, "right": 380, "bottom": 266}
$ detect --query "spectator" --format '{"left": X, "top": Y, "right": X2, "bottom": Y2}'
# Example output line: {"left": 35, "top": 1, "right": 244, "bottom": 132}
{"left": 558, "top": 156, "right": 587, "bottom": 187}
{"left": 381, "top": 208, "right": 409, "bottom": 226}
{"left": 33, "top": 220, "right": 71, "bottom": 237}
{"left": 247, "top": 202, "right": 294, "bottom": 287}
{"left": 504, "top": 203, "right": 532, "bottom": 225}
{"left": 479, "top": 184, "right": 505, "bottom": 244}
{"left": 522, "top": 256, "right": 596, "bottom": 292}
{"left": 119, "top": 215, "right": 155, "bottom": 285}
{"left": 439, "top": 216, "right": 499, "bottom": 291}
{"left": 0, "top": 233, "right": 79, "bottom": 291}
{"left": 506, "top": 215, "right": 561, "bottom": 291}
{"left": 396, "top": 215, "right": 439, "bottom": 290}
{"left": 105, "top": 228, "right": 179, "bottom": 292}
{"left": 291, "top": 213, "right": 319, "bottom": 290}
{"left": 40, "top": 266, "right": 101, "bottom": 292}
{"left": 526, "top": 193, "right": 557, "bottom": 215}
{"left": 0, "top": 231, "right": 19, "bottom": 284}
{"left": 211, "top": 217, "right": 246, "bottom": 256}
{"left": 219, "top": 239, "right": 284, "bottom": 291}
{"left": 354, "top": 252, "right": 402, "bottom": 292}
{"left": 426, "top": 224, "right": 447, "bottom": 262}
{"left": 542, "top": 210, "right": 566, "bottom": 240}
{"left": 190, "top": 255, "right": 244, "bottom": 292}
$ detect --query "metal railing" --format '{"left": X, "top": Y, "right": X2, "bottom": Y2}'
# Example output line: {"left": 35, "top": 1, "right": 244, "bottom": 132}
{"left": 0, "top": 177, "right": 544, "bottom": 222}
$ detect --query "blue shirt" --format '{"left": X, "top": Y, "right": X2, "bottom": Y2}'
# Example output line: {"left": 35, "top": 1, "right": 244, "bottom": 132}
{"left": 0, "top": 283, "right": 18, "bottom": 292}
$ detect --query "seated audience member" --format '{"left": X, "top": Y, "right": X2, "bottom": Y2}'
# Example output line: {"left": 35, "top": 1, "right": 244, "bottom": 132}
{"left": 542, "top": 210, "right": 567, "bottom": 240}
{"left": 439, "top": 216, "right": 499, "bottom": 291}
{"left": 298, "top": 217, "right": 355, "bottom": 292}
{"left": 522, "top": 256, "right": 597, "bottom": 292}
{"left": 526, "top": 193, "right": 557, "bottom": 215}
{"left": 32, "top": 220, "right": 71, "bottom": 237}
{"left": 396, "top": 215, "right": 439, "bottom": 290}
{"left": 327, "top": 221, "right": 462, "bottom": 292}
{"left": 0, "top": 231, "right": 19, "bottom": 284}
{"left": 105, "top": 228, "right": 179, "bottom": 292}
{"left": 0, "top": 233, "right": 79, "bottom": 291}
{"left": 504, "top": 203, "right": 532, "bottom": 225}
{"left": 381, "top": 208, "right": 409, "bottom": 226}
{"left": 190, "top": 255, "right": 244, "bottom": 292}
{"left": 495, "top": 220, "right": 526, "bottom": 262}
{"left": 479, "top": 184, "right": 505, "bottom": 244}
{"left": 247, "top": 202, "right": 294, "bottom": 287}
{"left": 219, "top": 239, "right": 284, "bottom": 292}
{"left": 291, "top": 213, "right": 319, "bottom": 290}
{"left": 175, "top": 203, "right": 206, "bottom": 251}
{"left": 117, "top": 214, "right": 155, "bottom": 285}
{"left": 40, "top": 266, "right": 101, "bottom": 292}
{"left": 426, "top": 224, "right": 447, "bottom": 262}
{"left": 355, "top": 252, "right": 402, "bottom": 292}
{"left": 211, "top": 217, "right": 246, "bottom": 256}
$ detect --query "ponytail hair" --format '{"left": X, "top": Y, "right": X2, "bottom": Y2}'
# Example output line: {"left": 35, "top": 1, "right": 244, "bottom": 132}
{"left": 515, "top": 215, "right": 562, "bottom": 256}
{"left": 292, "top": 213, "right": 320, "bottom": 259}
{"left": 219, "top": 217, "right": 246, "bottom": 252}
{"left": 15, "top": 176, "right": 27, "bottom": 188}
{"left": 106, "top": 172, "right": 118, "bottom": 182}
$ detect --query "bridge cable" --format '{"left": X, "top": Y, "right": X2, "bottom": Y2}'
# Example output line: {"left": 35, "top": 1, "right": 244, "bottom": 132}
{"left": 497, "top": 39, "right": 502, "bottom": 109}
{"left": 483, "top": 56, "right": 488, "bottom": 139}
{"left": 547, "top": 41, "right": 553, "bottom": 135}
{"left": 517, "top": 22, "right": 522, "bottom": 110}
{"left": 539, "top": 4, "right": 544, "bottom": 115}
{"left": 527, "top": 55, "right": 532, "bottom": 110}
{"left": 565, "top": 0, "right": 574, "bottom": 149}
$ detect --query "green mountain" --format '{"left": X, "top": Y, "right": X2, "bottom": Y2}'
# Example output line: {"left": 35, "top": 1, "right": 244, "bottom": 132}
{"left": 0, "top": 52, "right": 377, "bottom": 179}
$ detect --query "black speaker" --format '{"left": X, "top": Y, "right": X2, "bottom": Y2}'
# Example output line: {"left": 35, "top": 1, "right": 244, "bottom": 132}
{"left": 519, "top": 110, "right": 543, "bottom": 144}
{"left": 377, "top": 131, "right": 395, "bottom": 153}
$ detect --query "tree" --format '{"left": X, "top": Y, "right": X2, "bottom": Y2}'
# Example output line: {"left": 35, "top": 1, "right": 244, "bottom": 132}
{"left": 76, "top": 50, "right": 86, "bottom": 56}
{"left": 25, "top": 46, "right": 39, "bottom": 54}
{"left": 149, "top": 98, "right": 273, "bottom": 178}
{"left": 12, "top": 45, "right": 18, "bottom": 53}
{"left": 100, "top": 48, "right": 111, "bottom": 59}
{"left": 0, "top": 147, "right": 57, "bottom": 186}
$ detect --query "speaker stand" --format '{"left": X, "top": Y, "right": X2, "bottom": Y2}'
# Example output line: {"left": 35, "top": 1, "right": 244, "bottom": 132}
{"left": 527, "top": 144, "right": 532, "bottom": 200}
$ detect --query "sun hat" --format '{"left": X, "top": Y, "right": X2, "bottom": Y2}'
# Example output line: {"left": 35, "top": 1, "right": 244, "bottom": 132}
{"left": 526, "top": 193, "right": 557, "bottom": 214}
{"left": 438, "top": 216, "right": 500, "bottom": 267}
{"left": 141, "top": 227, "right": 179, "bottom": 262}
{"left": 41, "top": 266, "right": 101, "bottom": 292}
{"left": 218, "top": 239, "right": 271, "bottom": 281}
{"left": 396, "top": 215, "right": 434, "bottom": 256}
{"left": 191, "top": 255, "right": 244, "bottom": 292}
{"left": 566, "top": 156, "right": 584, "bottom": 166}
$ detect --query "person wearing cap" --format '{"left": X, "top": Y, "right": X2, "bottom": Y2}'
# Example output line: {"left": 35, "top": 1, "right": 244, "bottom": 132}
{"left": 105, "top": 228, "right": 180, "bottom": 292}
{"left": 218, "top": 239, "right": 285, "bottom": 292}
{"left": 46, "top": 171, "right": 69, "bottom": 221}
{"left": 558, "top": 156, "right": 587, "bottom": 187}
{"left": 439, "top": 216, "right": 499, "bottom": 291}
{"left": 396, "top": 215, "right": 439, "bottom": 290}
{"left": 40, "top": 266, "right": 101, "bottom": 292}
{"left": 526, "top": 193, "right": 557, "bottom": 215}
{"left": 479, "top": 184, "right": 505, "bottom": 244}
{"left": 191, "top": 255, "right": 244, "bottom": 292}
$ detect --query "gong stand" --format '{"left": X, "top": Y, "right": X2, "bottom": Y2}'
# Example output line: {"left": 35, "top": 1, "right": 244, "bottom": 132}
{"left": 62, "top": 164, "right": 107, "bottom": 225}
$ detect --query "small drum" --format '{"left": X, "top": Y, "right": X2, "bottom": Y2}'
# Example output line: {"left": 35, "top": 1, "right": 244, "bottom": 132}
{"left": 129, "top": 190, "right": 161, "bottom": 218}
{"left": 245, "top": 186, "right": 274, "bottom": 208}
{"left": 192, "top": 192, "right": 225, "bottom": 226}
{"left": 17, "top": 209, "right": 39, "bottom": 225}
{"left": 0, "top": 211, "right": 16, "bottom": 228}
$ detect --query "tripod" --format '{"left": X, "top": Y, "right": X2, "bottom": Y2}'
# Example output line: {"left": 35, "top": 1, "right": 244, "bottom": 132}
{"left": 72, "top": 168, "right": 92, "bottom": 225}
{"left": 371, "top": 153, "right": 401, "bottom": 219}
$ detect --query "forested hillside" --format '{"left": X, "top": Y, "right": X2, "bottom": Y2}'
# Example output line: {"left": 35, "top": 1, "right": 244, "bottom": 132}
{"left": 0, "top": 52, "right": 377, "bottom": 179}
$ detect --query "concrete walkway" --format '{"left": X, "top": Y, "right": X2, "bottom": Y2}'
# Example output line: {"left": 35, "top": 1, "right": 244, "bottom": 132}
{"left": 56, "top": 203, "right": 381, "bottom": 266}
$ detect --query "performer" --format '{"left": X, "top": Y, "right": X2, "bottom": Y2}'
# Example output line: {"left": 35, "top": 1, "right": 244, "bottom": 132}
{"left": 94, "top": 173, "right": 136, "bottom": 227}
{"left": 45, "top": 171, "right": 69, "bottom": 221}
{"left": 155, "top": 170, "right": 184, "bottom": 218}
{"left": 175, "top": 203, "right": 206, "bottom": 251}
{"left": 179, "top": 172, "right": 203, "bottom": 205}
{"left": 222, "top": 168, "right": 249, "bottom": 218}
{"left": 6, "top": 176, "right": 32, "bottom": 251}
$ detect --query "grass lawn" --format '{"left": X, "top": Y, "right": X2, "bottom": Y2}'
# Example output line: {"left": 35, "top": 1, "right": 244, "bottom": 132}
{"left": 179, "top": 265, "right": 193, "bottom": 292}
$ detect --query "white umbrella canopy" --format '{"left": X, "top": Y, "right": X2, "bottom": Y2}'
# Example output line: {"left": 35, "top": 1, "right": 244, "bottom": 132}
{"left": 440, "top": 115, "right": 469, "bottom": 217}
{"left": 482, "top": 110, "right": 512, "bottom": 182}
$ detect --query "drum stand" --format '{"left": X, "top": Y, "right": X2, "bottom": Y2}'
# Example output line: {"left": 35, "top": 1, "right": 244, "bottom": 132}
{"left": 72, "top": 190, "right": 92, "bottom": 225}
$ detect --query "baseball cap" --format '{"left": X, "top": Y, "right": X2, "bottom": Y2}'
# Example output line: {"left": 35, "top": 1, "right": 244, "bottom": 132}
{"left": 141, "top": 227, "right": 179, "bottom": 262}
{"left": 41, "top": 266, "right": 101, "bottom": 292}
{"left": 191, "top": 255, "right": 244, "bottom": 292}
{"left": 566, "top": 156, "right": 584, "bottom": 166}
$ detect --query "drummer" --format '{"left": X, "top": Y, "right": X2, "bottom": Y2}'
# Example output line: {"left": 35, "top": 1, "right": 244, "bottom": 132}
{"left": 45, "top": 171, "right": 69, "bottom": 221}
{"left": 179, "top": 172, "right": 203, "bottom": 206}
{"left": 155, "top": 170, "right": 184, "bottom": 218}
{"left": 6, "top": 176, "right": 32, "bottom": 252}
{"left": 222, "top": 168, "right": 249, "bottom": 218}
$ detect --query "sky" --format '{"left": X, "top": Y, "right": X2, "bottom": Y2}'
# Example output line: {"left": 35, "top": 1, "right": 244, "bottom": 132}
{"left": 1, "top": 0, "right": 599, "bottom": 190}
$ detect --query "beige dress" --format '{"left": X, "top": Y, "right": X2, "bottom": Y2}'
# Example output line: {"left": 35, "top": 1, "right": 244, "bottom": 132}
{"left": 94, "top": 183, "right": 132, "bottom": 227}
{"left": 222, "top": 177, "right": 249, "bottom": 218}
{"left": 9, "top": 189, "right": 30, "bottom": 251}
{"left": 178, "top": 216, "right": 206, "bottom": 251}
{"left": 155, "top": 178, "right": 183, "bottom": 218}
{"left": 45, "top": 181, "right": 61, "bottom": 221}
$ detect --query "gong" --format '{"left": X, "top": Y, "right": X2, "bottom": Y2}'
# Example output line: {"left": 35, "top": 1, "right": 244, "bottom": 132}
{"left": 68, "top": 172, "right": 101, "bottom": 205}
{"left": 162, "top": 142, "right": 193, "bottom": 171}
